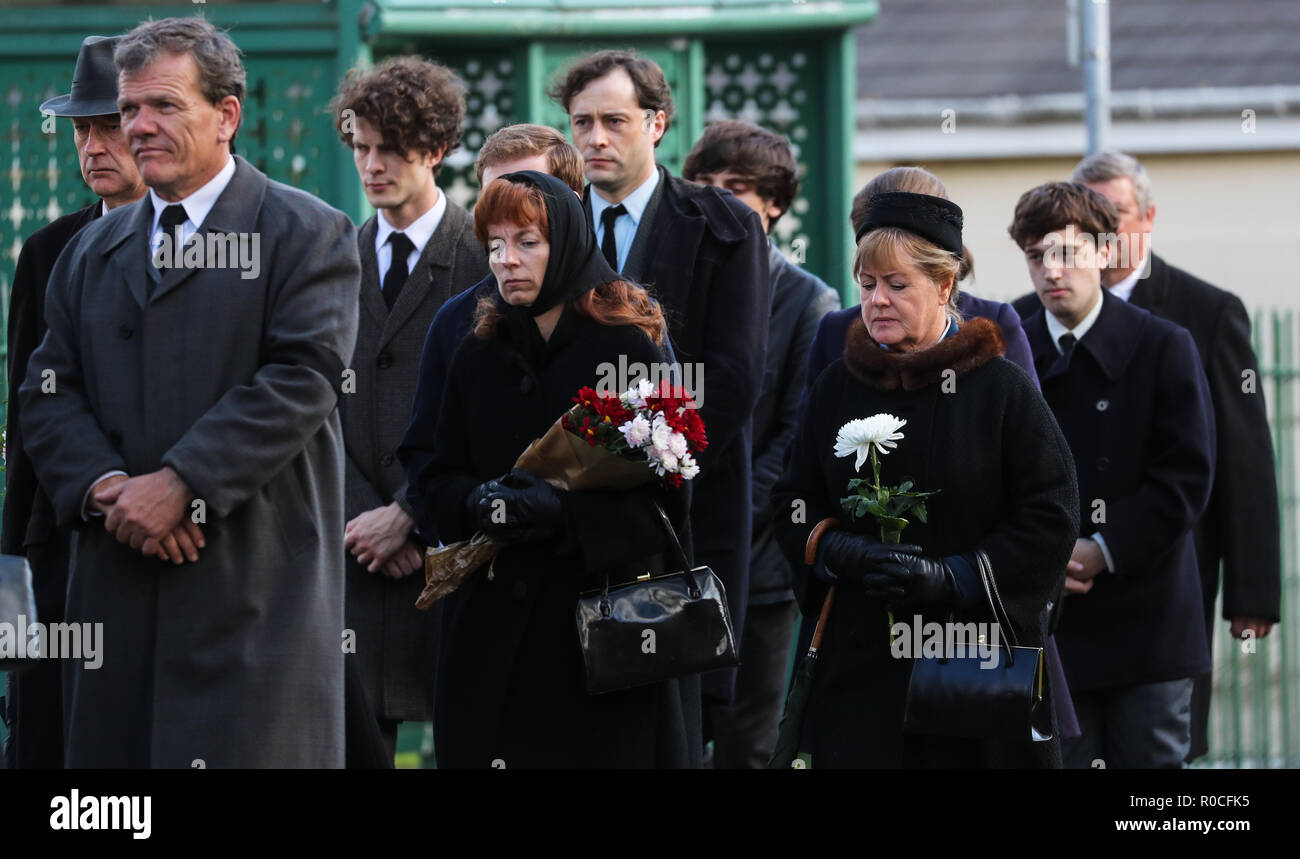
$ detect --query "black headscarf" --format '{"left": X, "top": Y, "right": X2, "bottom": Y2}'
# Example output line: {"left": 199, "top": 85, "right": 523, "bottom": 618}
{"left": 495, "top": 170, "right": 620, "bottom": 317}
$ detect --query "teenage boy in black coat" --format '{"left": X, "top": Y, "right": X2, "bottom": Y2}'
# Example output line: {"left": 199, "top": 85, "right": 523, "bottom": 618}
{"left": 1010, "top": 182, "right": 1215, "bottom": 768}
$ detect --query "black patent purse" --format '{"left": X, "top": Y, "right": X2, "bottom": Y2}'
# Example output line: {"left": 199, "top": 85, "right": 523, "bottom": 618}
{"left": 902, "top": 549, "right": 1052, "bottom": 742}
{"left": 0, "top": 555, "right": 40, "bottom": 670}
{"left": 574, "top": 504, "right": 739, "bottom": 695}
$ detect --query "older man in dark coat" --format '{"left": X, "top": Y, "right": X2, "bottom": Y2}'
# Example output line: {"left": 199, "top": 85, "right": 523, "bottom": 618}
{"left": 331, "top": 57, "right": 488, "bottom": 759}
{"left": 549, "top": 51, "right": 770, "bottom": 712}
{"left": 2, "top": 34, "right": 146, "bottom": 769}
{"left": 19, "top": 18, "right": 359, "bottom": 767}
{"left": 1012, "top": 182, "right": 1215, "bottom": 768}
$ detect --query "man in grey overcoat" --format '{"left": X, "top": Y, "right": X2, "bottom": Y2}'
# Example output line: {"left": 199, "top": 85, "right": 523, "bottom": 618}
{"left": 19, "top": 17, "right": 360, "bottom": 767}
{"left": 330, "top": 57, "right": 488, "bottom": 755}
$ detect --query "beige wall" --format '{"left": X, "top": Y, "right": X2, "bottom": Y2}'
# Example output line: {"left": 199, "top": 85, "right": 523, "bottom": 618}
{"left": 854, "top": 151, "right": 1300, "bottom": 311}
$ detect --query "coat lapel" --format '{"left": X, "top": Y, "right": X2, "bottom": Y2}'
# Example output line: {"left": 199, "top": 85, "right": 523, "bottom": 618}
{"left": 152, "top": 155, "right": 268, "bottom": 304}
{"left": 1128, "top": 252, "right": 1167, "bottom": 315}
{"left": 97, "top": 194, "right": 156, "bottom": 311}
{"left": 356, "top": 216, "right": 390, "bottom": 327}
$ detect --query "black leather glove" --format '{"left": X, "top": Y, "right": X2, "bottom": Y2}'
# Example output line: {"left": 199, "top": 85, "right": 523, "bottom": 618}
{"left": 861, "top": 545, "right": 957, "bottom": 610}
{"left": 467, "top": 468, "right": 564, "bottom": 538}
{"left": 814, "top": 531, "right": 920, "bottom": 586}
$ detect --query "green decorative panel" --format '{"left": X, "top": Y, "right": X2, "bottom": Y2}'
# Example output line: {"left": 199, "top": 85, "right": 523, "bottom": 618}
{"left": 701, "top": 41, "right": 828, "bottom": 285}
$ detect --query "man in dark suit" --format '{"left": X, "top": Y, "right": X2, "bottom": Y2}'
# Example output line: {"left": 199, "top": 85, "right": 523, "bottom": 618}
{"left": 2, "top": 34, "right": 145, "bottom": 769}
{"left": 1012, "top": 153, "right": 1280, "bottom": 761}
{"left": 330, "top": 57, "right": 488, "bottom": 758}
{"left": 1011, "top": 182, "right": 1215, "bottom": 768}
{"left": 399, "top": 124, "right": 584, "bottom": 544}
{"left": 20, "top": 17, "right": 359, "bottom": 766}
{"left": 681, "top": 120, "right": 839, "bottom": 767}
{"left": 547, "top": 52, "right": 770, "bottom": 721}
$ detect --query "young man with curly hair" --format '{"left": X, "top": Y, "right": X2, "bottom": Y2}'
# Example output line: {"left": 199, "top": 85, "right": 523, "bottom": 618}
{"left": 330, "top": 56, "right": 488, "bottom": 760}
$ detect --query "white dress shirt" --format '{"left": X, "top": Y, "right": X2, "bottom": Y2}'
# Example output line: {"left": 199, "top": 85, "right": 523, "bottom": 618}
{"left": 589, "top": 168, "right": 660, "bottom": 274}
{"left": 1106, "top": 252, "right": 1149, "bottom": 303}
{"left": 374, "top": 189, "right": 446, "bottom": 284}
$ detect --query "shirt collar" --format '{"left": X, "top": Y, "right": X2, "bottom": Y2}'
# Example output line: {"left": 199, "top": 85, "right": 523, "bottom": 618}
{"left": 149, "top": 154, "right": 235, "bottom": 231}
{"left": 590, "top": 167, "right": 660, "bottom": 228}
{"left": 375, "top": 188, "right": 446, "bottom": 255}
{"left": 1107, "top": 255, "right": 1147, "bottom": 303}
{"left": 1045, "top": 287, "right": 1104, "bottom": 353}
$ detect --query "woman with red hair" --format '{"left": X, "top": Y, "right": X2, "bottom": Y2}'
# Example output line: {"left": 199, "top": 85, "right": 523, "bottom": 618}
{"left": 419, "top": 171, "right": 700, "bottom": 767}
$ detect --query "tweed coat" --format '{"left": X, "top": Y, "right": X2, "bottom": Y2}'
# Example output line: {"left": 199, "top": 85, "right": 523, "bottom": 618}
{"left": 342, "top": 202, "right": 487, "bottom": 723}
{"left": 19, "top": 156, "right": 360, "bottom": 767}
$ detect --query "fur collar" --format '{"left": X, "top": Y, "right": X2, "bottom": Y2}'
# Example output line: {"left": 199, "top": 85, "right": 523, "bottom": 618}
{"left": 844, "top": 314, "right": 1006, "bottom": 391}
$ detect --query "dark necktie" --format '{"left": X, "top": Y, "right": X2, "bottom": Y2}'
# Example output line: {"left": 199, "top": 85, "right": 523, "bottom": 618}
{"left": 383, "top": 232, "right": 414, "bottom": 310}
{"left": 1058, "top": 332, "right": 1077, "bottom": 359}
{"left": 600, "top": 204, "right": 627, "bottom": 272}
{"left": 150, "top": 204, "right": 189, "bottom": 293}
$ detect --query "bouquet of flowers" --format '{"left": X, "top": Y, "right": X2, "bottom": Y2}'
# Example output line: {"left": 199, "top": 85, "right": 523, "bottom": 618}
{"left": 416, "top": 379, "right": 707, "bottom": 609}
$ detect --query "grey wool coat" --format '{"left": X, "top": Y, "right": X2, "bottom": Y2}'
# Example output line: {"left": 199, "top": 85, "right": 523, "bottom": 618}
{"left": 19, "top": 156, "right": 361, "bottom": 768}
{"left": 342, "top": 202, "right": 487, "bottom": 723}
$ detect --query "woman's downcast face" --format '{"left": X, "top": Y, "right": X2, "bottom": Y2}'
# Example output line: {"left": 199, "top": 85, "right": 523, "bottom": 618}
{"left": 488, "top": 220, "right": 551, "bottom": 307}
{"left": 858, "top": 256, "right": 952, "bottom": 352}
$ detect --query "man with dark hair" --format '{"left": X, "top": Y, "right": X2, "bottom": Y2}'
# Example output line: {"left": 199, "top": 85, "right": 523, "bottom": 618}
{"left": 20, "top": 16, "right": 360, "bottom": 767}
{"left": 330, "top": 56, "right": 488, "bottom": 759}
{"left": 1018, "top": 152, "right": 1279, "bottom": 764}
{"left": 2, "top": 34, "right": 146, "bottom": 770}
{"left": 549, "top": 50, "right": 771, "bottom": 727}
{"left": 1010, "top": 181, "right": 1215, "bottom": 768}
{"left": 682, "top": 120, "right": 837, "bottom": 767}
{"left": 399, "top": 124, "right": 583, "bottom": 541}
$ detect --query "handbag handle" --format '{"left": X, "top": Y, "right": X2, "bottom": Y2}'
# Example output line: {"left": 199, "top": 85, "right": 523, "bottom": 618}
{"left": 597, "top": 503, "right": 699, "bottom": 616}
{"left": 973, "top": 549, "right": 1019, "bottom": 666}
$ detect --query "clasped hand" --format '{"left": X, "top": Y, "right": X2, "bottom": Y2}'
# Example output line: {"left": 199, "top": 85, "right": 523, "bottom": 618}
{"left": 816, "top": 530, "right": 956, "bottom": 609}
{"left": 92, "top": 468, "right": 203, "bottom": 565}
{"left": 466, "top": 468, "right": 564, "bottom": 539}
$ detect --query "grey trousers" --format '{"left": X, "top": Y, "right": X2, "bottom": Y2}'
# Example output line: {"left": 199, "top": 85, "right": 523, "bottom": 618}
{"left": 1062, "top": 676, "right": 1195, "bottom": 769}
{"left": 710, "top": 600, "right": 801, "bottom": 769}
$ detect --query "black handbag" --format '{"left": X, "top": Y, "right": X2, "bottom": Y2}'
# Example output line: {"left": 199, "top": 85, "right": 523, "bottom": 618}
{"left": 574, "top": 503, "right": 739, "bottom": 695}
{"left": 0, "top": 554, "right": 40, "bottom": 671}
{"left": 902, "top": 549, "right": 1051, "bottom": 742}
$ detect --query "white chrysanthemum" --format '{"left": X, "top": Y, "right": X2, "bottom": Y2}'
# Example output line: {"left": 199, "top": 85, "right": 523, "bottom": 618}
{"left": 834, "top": 414, "right": 907, "bottom": 471}
{"left": 620, "top": 414, "right": 652, "bottom": 447}
{"left": 625, "top": 377, "right": 657, "bottom": 408}
{"left": 679, "top": 453, "right": 700, "bottom": 480}
{"left": 667, "top": 431, "right": 689, "bottom": 459}
{"left": 649, "top": 414, "right": 673, "bottom": 450}
{"left": 659, "top": 451, "right": 680, "bottom": 473}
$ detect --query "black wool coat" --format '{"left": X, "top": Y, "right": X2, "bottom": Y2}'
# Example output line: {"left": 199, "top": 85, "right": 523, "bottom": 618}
{"left": 605, "top": 166, "right": 771, "bottom": 704}
{"left": 1025, "top": 290, "right": 1215, "bottom": 691}
{"left": 2, "top": 200, "right": 99, "bottom": 768}
{"left": 772, "top": 318, "right": 1079, "bottom": 768}
{"left": 423, "top": 308, "right": 702, "bottom": 768}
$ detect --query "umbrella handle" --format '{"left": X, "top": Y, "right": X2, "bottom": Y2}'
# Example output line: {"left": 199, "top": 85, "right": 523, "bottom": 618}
{"left": 804, "top": 517, "right": 839, "bottom": 651}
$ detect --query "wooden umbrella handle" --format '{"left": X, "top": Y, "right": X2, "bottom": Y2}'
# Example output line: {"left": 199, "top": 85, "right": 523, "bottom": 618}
{"left": 804, "top": 517, "right": 840, "bottom": 650}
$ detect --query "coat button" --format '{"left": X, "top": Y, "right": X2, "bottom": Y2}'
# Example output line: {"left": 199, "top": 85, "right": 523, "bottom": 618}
{"left": 377, "top": 352, "right": 393, "bottom": 369}
{"left": 380, "top": 453, "right": 394, "bottom": 466}
{"left": 118, "top": 324, "right": 133, "bottom": 339}
{"left": 1096, "top": 456, "right": 1110, "bottom": 471}
{"left": 519, "top": 376, "right": 534, "bottom": 395}
{"left": 1096, "top": 399, "right": 1109, "bottom": 411}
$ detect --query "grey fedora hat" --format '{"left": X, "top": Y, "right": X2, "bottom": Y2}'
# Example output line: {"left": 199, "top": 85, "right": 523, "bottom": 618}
{"left": 40, "top": 35, "right": 122, "bottom": 117}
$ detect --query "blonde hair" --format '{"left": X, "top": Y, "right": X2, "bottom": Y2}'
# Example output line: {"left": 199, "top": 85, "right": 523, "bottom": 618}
{"left": 854, "top": 226, "right": 962, "bottom": 327}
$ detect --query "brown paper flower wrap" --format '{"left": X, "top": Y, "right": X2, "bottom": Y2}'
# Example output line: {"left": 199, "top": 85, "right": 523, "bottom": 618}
{"left": 415, "top": 418, "right": 655, "bottom": 610}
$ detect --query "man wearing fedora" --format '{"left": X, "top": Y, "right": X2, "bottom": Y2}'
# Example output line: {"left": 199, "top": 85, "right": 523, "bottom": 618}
{"left": 19, "top": 17, "right": 359, "bottom": 767}
{"left": 2, "top": 34, "right": 146, "bottom": 769}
